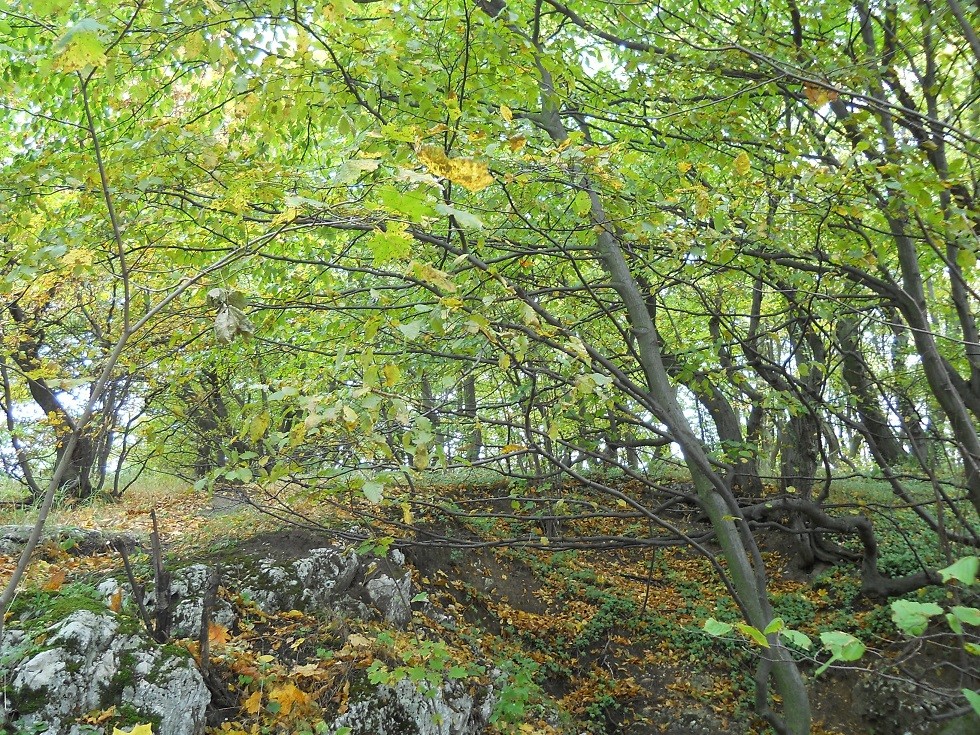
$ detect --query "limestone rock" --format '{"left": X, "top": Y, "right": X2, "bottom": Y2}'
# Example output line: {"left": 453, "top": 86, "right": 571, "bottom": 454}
{"left": 365, "top": 572, "right": 414, "bottom": 628}
{"left": 167, "top": 564, "right": 236, "bottom": 639}
{"left": 329, "top": 676, "right": 493, "bottom": 735}
{"left": 1, "top": 610, "right": 209, "bottom": 735}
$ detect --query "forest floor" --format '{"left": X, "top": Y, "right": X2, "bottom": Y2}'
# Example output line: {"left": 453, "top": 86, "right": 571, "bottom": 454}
{"left": 0, "top": 472, "right": 965, "bottom": 734}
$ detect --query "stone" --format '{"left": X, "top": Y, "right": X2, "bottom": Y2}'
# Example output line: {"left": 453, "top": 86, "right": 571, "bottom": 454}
{"left": 365, "top": 573, "right": 414, "bottom": 628}
{"left": 329, "top": 676, "right": 493, "bottom": 735}
{"left": 1, "top": 610, "right": 209, "bottom": 735}
{"left": 167, "top": 564, "right": 236, "bottom": 639}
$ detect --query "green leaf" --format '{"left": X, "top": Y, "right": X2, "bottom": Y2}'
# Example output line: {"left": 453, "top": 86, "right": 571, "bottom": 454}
{"left": 890, "top": 599, "right": 944, "bottom": 635}
{"left": 950, "top": 606, "right": 980, "bottom": 627}
{"left": 781, "top": 629, "right": 812, "bottom": 651}
{"left": 362, "top": 481, "right": 384, "bottom": 504}
{"left": 763, "top": 617, "right": 785, "bottom": 635}
{"left": 963, "top": 689, "right": 980, "bottom": 717}
{"left": 947, "top": 613, "right": 963, "bottom": 635}
{"left": 939, "top": 556, "right": 979, "bottom": 586}
{"left": 365, "top": 225, "right": 413, "bottom": 265}
{"left": 819, "top": 631, "right": 865, "bottom": 662}
{"left": 397, "top": 320, "right": 426, "bottom": 340}
{"left": 377, "top": 185, "right": 436, "bottom": 222}
{"left": 434, "top": 201, "right": 484, "bottom": 229}
{"left": 735, "top": 622, "right": 770, "bottom": 648}
{"left": 702, "top": 618, "right": 733, "bottom": 636}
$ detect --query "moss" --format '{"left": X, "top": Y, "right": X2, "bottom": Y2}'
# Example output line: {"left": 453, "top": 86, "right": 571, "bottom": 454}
{"left": 161, "top": 642, "right": 193, "bottom": 661}
{"left": 109, "top": 702, "right": 162, "bottom": 731}
{"left": 13, "top": 684, "right": 48, "bottom": 714}
{"left": 8, "top": 583, "right": 106, "bottom": 632}
{"left": 111, "top": 651, "right": 139, "bottom": 693}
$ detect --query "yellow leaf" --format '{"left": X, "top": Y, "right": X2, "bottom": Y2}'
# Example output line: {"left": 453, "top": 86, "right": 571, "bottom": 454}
{"left": 347, "top": 633, "right": 373, "bottom": 649}
{"left": 381, "top": 364, "right": 402, "bottom": 387}
{"left": 271, "top": 206, "right": 298, "bottom": 226}
{"left": 248, "top": 411, "right": 271, "bottom": 443}
{"left": 43, "top": 569, "right": 66, "bottom": 592}
{"left": 112, "top": 725, "right": 154, "bottom": 735}
{"left": 401, "top": 501, "right": 414, "bottom": 525}
{"left": 677, "top": 161, "right": 692, "bottom": 173}
{"left": 508, "top": 136, "right": 527, "bottom": 152}
{"left": 410, "top": 261, "right": 457, "bottom": 293}
{"left": 803, "top": 82, "right": 839, "bottom": 106}
{"left": 500, "top": 104, "right": 513, "bottom": 122}
{"left": 208, "top": 622, "right": 230, "bottom": 646}
{"left": 268, "top": 683, "right": 310, "bottom": 715}
{"left": 500, "top": 444, "right": 525, "bottom": 454}
{"left": 243, "top": 690, "right": 263, "bottom": 715}
{"left": 417, "top": 146, "right": 494, "bottom": 192}
{"left": 733, "top": 151, "right": 751, "bottom": 176}
{"left": 109, "top": 588, "right": 123, "bottom": 613}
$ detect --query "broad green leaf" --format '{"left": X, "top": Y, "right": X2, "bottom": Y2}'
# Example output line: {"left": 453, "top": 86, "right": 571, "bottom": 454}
{"left": 763, "top": 617, "right": 785, "bottom": 635}
{"left": 947, "top": 613, "right": 963, "bottom": 635}
{"left": 950, "top": 606, "right": 980, "bottom": 626}
{"left": 703, "top": 618, "right": 733, "bottom": 636}
{"left": 781, "top": 629, "right": 812, "bottom": 651}
{"left": 963, "top": 689, "right": 980, "bottom": 717}
{"left": 891, "top": 600, "right": 944, "bottom": 636}
{"left": 362, "top": 481, "right": 384, "bottom": 504}
{"left": 434, "top": 201, "right": 484, "bottom": 229}
{"left": 939, "top": 556, "right": 979, "bottom": 586}
{"left": 735, "top": 622, "right": 770, "bottom": 648}
{"left": 366, "top": 225, "right": 413, "bottom": 265}
{"left": 819, "top": 631, "right": 865, "bottom": 661}
{"left": 376, "top": 185, "right": 436, "bottom": 222}
{"left": 397, "top": 320, "right": 426, "bottom": 340}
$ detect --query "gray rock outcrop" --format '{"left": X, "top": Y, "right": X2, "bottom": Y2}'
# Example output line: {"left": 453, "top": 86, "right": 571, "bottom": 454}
{"left": 0, "top": 610, "right": 208, "bottom": 735}
{"left": 330, "top": 676, "right": 494, "bottom": 735}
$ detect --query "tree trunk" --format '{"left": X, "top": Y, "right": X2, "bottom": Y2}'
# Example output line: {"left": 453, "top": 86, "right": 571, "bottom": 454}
{"left": 524, "top": 60, "right": 812, "bottom": 731}
{"left": 463, "top": 374, "right": 481, "bottom": 462}
{"left": 836, "top": 317, "right": 906, "bottom": 465}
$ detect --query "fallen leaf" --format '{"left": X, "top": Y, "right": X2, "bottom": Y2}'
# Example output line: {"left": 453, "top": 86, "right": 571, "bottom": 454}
{"left": 291, "top": 662, "right": 320, "bottom": 677}
{"left": 347, "top": 633, "right": 372, "bottom": 649}
{"left": 112, "top": 724, "right": 154, "bottom": 735}
{"left": 243, "top": 690, "right": 262, "bottom": 715}
{"left": 109, "top": 588, "right": 123, "bottom": 613}
{"left": 43, "top": 569, "right": 66, "bottom": 592}
{"left": 268, "top": 682, "right": 310, "bottom": 715}
{"left": 208, "top": 622, "right": 229, "bottom": 646}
